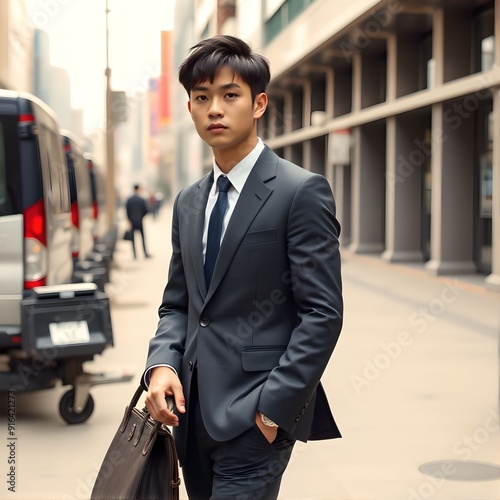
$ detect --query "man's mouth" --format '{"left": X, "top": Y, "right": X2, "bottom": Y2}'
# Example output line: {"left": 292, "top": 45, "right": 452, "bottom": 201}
{"left": 207, "top": 123, "right": 227, "bottom": 131}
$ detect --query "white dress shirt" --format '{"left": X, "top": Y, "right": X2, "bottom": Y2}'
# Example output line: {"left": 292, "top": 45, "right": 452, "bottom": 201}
{"left": 144, "top": 138, "right": 265, "bottom": 386}
{"left": 202, "top": 138, "right": 265, "bottom": 260}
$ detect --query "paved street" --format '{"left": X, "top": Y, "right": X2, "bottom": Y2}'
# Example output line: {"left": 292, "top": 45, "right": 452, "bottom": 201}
{"left": 1, "top": 204, "right": 500, "bottom": 500}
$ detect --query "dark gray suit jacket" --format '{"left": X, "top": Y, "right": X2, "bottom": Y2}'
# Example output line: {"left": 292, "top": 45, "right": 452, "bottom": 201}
{"left": 143, "top": 146, "right": 343, "bottom": 463}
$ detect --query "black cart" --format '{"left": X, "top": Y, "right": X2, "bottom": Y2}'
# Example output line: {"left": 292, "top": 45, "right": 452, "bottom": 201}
{"left": 0, "top": 283, "right": 132, "bottom": 424}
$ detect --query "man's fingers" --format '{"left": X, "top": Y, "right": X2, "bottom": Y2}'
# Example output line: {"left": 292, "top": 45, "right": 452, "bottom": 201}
{"left": 145, "top": 366, "right": 185, "bottom": 425}
{"left": 172, "top": 386, "right": 186, "bottom": 414}
{"left": 146, "top": 389, "right": 179, "bottom": 425}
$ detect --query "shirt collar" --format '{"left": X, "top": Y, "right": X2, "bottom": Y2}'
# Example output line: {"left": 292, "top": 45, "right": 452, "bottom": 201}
{"left": 212, "top": 138, "right": 265, "bottom": 194}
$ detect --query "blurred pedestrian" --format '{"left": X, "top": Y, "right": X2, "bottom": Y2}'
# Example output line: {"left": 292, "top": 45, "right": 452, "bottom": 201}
{"left": 125, "top": 184, "right": 151, "bottom": 259}
{"left": 143, "top": 35, "right": 343, "bottom": 499}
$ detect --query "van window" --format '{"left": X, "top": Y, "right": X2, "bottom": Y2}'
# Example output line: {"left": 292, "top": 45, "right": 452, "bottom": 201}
{"left": 38, "top": 124, "right": 70, "bottom": 215}
{"left": 0, "top": 116, "right": 22, "bottom": 216}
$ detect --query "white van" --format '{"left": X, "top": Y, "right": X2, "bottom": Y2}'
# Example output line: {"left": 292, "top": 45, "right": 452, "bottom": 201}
{"left": 0, "top": 91, "right": 73, "bottom": 351}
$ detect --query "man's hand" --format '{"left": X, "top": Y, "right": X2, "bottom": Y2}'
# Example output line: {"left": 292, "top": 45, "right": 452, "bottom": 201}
{"left": 255, "top": 412, "right": 278, "bottom": 444}
{"left": 145, "top": 367, "right": 186, "bottom": 426}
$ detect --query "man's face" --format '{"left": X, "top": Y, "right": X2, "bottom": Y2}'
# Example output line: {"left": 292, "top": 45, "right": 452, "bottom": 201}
{"left": 188, "top": 66, "right": 266, "bottom": 156}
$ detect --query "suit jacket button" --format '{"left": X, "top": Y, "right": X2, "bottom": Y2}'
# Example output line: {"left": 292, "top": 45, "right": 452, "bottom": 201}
{"left": 188, "top": 361, "right": 193, "bottom": 371}
{"left": 200, "top": 316, "right": 210, "bottom": 327}
{"left": 295, "top": 416, "right": 300, "bottom": 422}
{"left": 304, "top": 401, "right": 309, "bottom": 408}
{"left": 300, "top": 409, "right": 305, "bottom": 416}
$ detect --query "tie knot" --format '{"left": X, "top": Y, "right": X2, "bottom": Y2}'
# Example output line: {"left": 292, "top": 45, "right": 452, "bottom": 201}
{"left": 217, "top": 175, "right": 231, "bottom": 193}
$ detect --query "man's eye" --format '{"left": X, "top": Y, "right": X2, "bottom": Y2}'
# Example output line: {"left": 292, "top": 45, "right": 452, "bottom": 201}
{"left": 226, "top": 93, "right": 238, "bottom": 99}
{"left": 195, "top": 95, "right": 208, "bottom": 101}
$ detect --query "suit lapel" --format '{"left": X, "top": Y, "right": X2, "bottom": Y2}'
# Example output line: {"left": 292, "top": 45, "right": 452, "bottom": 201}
{"left": 188, "top": 172, "right": 213, "bottom": 297}
{"left": 205, "top": 147, "right": 278, "bottom": 303}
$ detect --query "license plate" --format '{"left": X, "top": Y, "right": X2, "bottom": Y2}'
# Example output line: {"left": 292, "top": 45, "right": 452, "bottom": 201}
{"left": 49, "top": 321, "right": 90, "bottom": 345}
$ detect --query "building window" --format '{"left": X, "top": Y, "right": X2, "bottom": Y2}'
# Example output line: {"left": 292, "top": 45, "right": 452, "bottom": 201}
{"left": 473, "top": 7, "right": 495, "bottom": 73}
{"left": 265, "top": 0, "right": 317, "bottom": 44}
{"left": 266, "top": 9, "right": 284, "bottom": 44}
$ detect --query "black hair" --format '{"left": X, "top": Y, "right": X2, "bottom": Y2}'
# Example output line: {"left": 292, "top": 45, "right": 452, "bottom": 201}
{"left": 178, "top": 35, "right": 270, "bottom": 101}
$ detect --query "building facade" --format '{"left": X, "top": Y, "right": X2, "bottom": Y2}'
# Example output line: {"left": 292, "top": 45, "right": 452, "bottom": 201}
{"left": 0, "top": 0, "right": 33, "bottom": 92}
{"left": 172, "top": 0, "right": 500, "bottom": 291}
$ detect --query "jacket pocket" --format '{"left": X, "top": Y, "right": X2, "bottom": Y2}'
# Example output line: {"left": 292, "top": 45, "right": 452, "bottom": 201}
{"left": 240, "top": 229, "right": 277, "bottom": 246}
{"left": 241, "top": 345, "right": 286, "bottom": 372}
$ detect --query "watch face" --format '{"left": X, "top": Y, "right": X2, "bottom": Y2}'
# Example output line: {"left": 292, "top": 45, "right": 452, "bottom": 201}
{"left": 261, "top": 414, "right": 278, "bottom": 427}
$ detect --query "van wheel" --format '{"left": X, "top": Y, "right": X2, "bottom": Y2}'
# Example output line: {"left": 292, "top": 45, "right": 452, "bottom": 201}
{"left": 59, "top": 389, "right": 94, "bottom": 424}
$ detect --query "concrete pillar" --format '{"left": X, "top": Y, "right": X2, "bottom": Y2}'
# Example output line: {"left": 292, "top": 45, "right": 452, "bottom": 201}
{"left": 282, "top": 90, "right": 293, "bottom": 134}
{"left": 426, "top": 102, "right": 476, "bottom": 275}
{"left": 333, "top": 164, "right": 352, "bottom": 248}
{"left": 496, "top": 0, "right": 500, "bottom": 67}
{"left": 432, "top": 8, "right": 444, "bottom": 87}
{"left": 271, "top": 89, "right": 292, "bottom": 160}
{"left": 349, "top": 123, "right": 386, "bottom": 254}
{"left": 302, "top": 80, "right": 312, "bottom": 127}
{"left": 265, "top": 101, "right": 278, "bottom": 138}
{"left": 382, "top": 115, "right": 424, "bottom": 262}
{"left": 325, "top": 68, "right": 334, "bottom": 119}
{"left": 485, "top": 88, "right": 500, "bottom": 290}
{"left": 303, "top": 141, "right": 311, "bottom": 171}
{"left": 386, "top": 33, "right": 397, "bottom": 102}
{"left": 485, "top": 0, "right": 500, "bottom": 289}
{"left": 352, "top": 53, "right": 362, "bottom": 112}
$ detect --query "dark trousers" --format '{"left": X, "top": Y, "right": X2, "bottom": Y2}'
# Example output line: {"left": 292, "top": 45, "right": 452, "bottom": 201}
{"left": 183, "top": 375, "right": 296, "bottom": 500}
{"left": 131, "top": 224, "right": 148, "bottom": 258}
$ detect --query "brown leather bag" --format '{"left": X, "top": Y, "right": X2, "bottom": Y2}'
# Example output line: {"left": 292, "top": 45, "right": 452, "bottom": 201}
{"left": 91, "top": 386, "right": 180, "bottom": 500}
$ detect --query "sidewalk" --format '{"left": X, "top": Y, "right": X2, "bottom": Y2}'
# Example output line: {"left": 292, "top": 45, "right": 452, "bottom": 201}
{"left": 109, "top": 205, "right": 500, "bottom": 500}
{"left": 5, "top": 202, "right": 498, "bottom": 500}
{"left": 280, "top": 250, "right": 500, "bottom": 500}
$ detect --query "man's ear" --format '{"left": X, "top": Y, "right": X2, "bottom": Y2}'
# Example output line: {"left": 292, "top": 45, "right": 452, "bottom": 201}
{"left": 187, "top": 100, "right": 192, "bottom": 114}
{"left": 253, "top": 92, "right": 268, "bottom": 119}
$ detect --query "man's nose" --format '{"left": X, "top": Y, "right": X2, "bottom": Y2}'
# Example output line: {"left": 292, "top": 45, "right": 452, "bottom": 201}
{"left": 208, "top": 98, "right": 224, "bottom": 117}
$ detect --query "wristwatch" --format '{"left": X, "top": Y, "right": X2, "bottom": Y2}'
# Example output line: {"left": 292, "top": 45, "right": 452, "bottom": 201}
{"left": 260, "top": 412, "right": 279, "bottom": 428}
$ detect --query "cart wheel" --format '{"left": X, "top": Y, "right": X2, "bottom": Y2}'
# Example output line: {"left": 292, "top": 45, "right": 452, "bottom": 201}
{"left": 59, "top": 389, "right": 94, "bottom": 424}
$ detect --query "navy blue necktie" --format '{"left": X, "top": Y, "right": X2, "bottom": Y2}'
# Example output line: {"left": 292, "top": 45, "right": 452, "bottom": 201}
{"left": 204, "top": 175, "right": 231, "bottom": 288}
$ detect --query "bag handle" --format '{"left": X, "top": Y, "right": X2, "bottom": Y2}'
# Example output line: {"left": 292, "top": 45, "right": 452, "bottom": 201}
{"left": 119, "top": 385, "right": 174, "bottom": 433}
{"left": 120, "top": 385, "right": 144, "bottom": 432}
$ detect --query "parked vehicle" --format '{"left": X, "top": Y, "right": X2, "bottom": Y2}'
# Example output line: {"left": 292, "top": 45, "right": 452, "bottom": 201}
{"left": 0, "top": 91, "right": 130, "bottom": 423}
{"left": 0, "top": 90, "right": 73, "bottom": 351}
{"left": 86, "top": 156, "right": 117, "bottom": 261}
{"left": 61, "top": 130, "right": 94, "bottom": 265}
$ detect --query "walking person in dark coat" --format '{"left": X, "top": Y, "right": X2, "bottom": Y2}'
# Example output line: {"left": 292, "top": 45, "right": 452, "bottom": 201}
{"left": 125, "top": 184, "right": 151, "bottom": 259}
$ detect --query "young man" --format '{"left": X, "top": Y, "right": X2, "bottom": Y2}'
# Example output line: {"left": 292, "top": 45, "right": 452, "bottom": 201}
{"left": 125, "top": 183, "right": 151, "bottom": 259}
{"left": 143, "top": 35, "right": 343, "bottom": 499}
